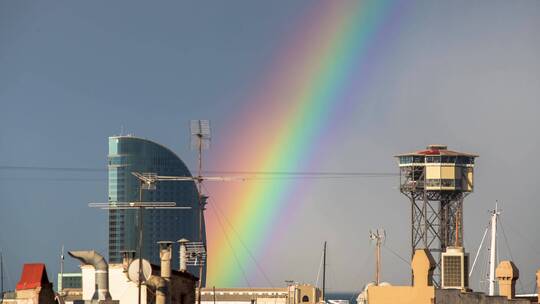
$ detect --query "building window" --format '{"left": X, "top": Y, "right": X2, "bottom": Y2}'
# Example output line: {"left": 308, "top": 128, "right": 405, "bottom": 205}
{"left": 302, "top": 295, "right": 309, "bottom": 302}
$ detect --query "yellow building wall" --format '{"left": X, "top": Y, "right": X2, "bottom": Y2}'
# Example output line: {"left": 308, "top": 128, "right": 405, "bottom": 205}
{"left": 368, "top": 286, "right": 435, "bottom": 304}
{"left": 440, "top": 166, "right": 456, "bottom": 179}
{"left": 466, "top": 168, "right": 474, "bottom": 191}
{"left": 426, "top": 166, "right": 441, "bottom": 179}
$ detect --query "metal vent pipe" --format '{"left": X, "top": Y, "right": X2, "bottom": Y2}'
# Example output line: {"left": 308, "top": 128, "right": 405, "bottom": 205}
{"left": 178, "top": 239, "right": 189, "bottom": 272}
{"left": 68, "top": 250, "right": 112, "bottom": 300}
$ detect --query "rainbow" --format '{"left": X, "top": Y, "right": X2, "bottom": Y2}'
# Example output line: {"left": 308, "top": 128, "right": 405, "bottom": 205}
{"left": 206, "top": 0, "right": 402, "bottom": 286}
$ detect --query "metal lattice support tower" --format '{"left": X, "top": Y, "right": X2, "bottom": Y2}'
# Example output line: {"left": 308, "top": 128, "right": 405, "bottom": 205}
{"left": 404, "top": 190, "right": 465, "bottom": 286}
{"left": 396, "top": 145, "right": 477, "bottom": 287}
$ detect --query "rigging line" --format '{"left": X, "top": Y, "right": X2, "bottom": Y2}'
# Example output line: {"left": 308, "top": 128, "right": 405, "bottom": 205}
{"left": 203, "top": 184, "right": 274, "bottom": 288}
{"left": 351, "top": 246, "right": 376, "bottom": 290}
{"left": 470, "top": 223, "right": 490, "bottom": 277}
{"left": 498, "top": 217, "right": 526, "bottom": 293}
{"left": 381, "top": 244, "right": 410, "bottom": 268}
{"left": 500, "top": 219, "right": 540, "bottom": 256}
{"left": 207, "top": 202, "right": 252, "bottom": 288}
{"left": 315, "top": 245, "right": 325, "bottom": 288}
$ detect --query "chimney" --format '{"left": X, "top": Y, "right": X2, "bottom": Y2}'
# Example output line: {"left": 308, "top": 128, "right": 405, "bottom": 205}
{"left": 496, "top": 261, "right": 519, "bottom": 300}
{"left": 536, "top": 269, "right": 540, "bottom": 304}
{"left": 158, "top": 241, "right": 173, "bottom": 280}
{"left": 411, "top": 249, "right": 436, "bottom": 287}
{"left": 158, "top": 241, "right": 173, "bottom": 304}
{"left": 178, "top": 239, "right": 189, "bottom": 272}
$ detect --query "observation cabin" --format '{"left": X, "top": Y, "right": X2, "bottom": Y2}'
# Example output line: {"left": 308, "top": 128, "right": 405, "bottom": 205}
{"left": 396, "top": 145, "right": 478, "bottom": 192}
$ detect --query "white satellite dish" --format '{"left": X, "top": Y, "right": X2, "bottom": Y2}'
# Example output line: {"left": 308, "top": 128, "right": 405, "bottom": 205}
{"left": 127, "top": 259, "right": 152, "bottom": 284}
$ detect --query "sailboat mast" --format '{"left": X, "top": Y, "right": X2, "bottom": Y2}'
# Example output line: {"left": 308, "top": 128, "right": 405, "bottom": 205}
{"left": 322, "top": 241, "right": 326, "bottom": 301}
{"left": 1, "top": 250, "right": 4, "bottom": 300}
{"left": 488, "top": 203, "right": 499, "bottom": 296}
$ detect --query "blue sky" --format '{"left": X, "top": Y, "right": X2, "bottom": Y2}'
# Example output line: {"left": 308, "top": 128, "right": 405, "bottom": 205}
{"left": 1, "top": 0, "right": 539, "bottom": 292}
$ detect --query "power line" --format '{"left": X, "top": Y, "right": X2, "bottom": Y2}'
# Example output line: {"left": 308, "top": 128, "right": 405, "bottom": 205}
{"left": 382, "top": 243, "right": 410, "bottom": 268}
{"left": 0, "top": 165, "right": 397, "bottom": 177}
{"left": 203, "top": 184, "right": 274, "bottom": 287}
{"left": 206, "top": 198, "right": 252, "bottom": 288}
{"left": 0, "top": 165, "right": 106, "bottom": 172}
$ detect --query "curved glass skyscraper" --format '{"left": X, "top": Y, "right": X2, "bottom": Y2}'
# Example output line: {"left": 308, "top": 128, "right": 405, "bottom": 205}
{"left": 108, "top": 136, "right": 205, "bottom": 281}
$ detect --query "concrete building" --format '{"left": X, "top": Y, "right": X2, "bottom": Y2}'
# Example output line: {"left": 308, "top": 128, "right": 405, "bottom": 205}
{"left": 200, "top": 284, "right": 323, "bottom": 304}
{"left": 77, "top": 263, "right": 196, "bottom": 304}
{"left": 108, "top": 135, "right": 204, "bottom": 281}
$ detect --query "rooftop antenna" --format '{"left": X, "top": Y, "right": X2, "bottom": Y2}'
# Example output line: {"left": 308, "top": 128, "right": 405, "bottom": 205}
{"left": 190, "top": 119, "right": 211, "bottom": 304}
{"left": 370, "top": 229, "right": 386, "bottom": 286}
{"left": 89, "top": 199, "right": 191, "bottom": 304}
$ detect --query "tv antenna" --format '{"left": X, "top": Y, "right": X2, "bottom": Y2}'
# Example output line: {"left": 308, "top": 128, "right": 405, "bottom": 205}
{"left": 131, "top": 120, "right": 247, "bottom": 304}
{"left": 369, "top": 229, "right": 386, "bottom": 286}
{"left": 89, "top": 200, "right": 191, "bottom": 304}
{"left": 191, "top": 119, "right": 210, "bottom": 304}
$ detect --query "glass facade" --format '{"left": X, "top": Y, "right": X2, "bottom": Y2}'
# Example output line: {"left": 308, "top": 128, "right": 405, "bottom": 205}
{"left": 108, "top": 136, "right": 205, "bottom": 282}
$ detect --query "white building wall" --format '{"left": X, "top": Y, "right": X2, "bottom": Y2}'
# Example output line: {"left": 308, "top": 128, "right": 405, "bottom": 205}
{"left": 81, "top": 264, "right": 145, "bottom": 304}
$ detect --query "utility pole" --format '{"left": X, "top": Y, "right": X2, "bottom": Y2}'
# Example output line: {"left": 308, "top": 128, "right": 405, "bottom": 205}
{"left": 60, "top": 245, "right": 64, "bottom": 294}
{"left": 370, "top": 229, "right": 385, "bottom": 286}
{"left": 488, "top": 203, "right": 500, "bottom": 296}
{"left": 322, "top": 241, "right": 327, "bottom": 301}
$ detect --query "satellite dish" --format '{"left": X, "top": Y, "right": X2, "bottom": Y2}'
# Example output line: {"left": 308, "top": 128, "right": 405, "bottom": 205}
{"left": 127, "top": 259, "right": 152, "bottom": 283}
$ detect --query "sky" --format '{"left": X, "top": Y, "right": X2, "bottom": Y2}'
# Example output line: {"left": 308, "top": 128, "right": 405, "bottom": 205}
{"left": 1, "top": 0, "right": 540, "bottom": 294}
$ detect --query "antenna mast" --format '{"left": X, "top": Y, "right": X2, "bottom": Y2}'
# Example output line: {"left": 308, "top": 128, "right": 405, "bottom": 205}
{"left": 370, "top": 229, "right": 385, "bottom": 286}
{"left": 190, "top": 120, "right": 211, "bottom": 304}
{"left": 488, "top": 203, "right": 500, "bottom": 296}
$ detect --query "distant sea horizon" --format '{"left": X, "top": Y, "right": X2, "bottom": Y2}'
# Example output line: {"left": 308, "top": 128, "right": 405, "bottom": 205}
{"left": 326, "top": 292, "right": 359, "bottom": 304}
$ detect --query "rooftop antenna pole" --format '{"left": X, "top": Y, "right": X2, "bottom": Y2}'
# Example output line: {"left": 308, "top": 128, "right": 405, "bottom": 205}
{"left": 322, "top": 241, "right": 327, "bottom": 301}
{"left": 88, "top": 199, "right": 188, "bottom": 304}
{"left": 190, "top": 120, "right": 211, "bottom": 304}
{"left": 489, "top": 202, "right": 500, "bottom": 296}
{"left": 370, "top": 229, "right": 385, "bottom": 286}
{"left": 137, "top": 183, "right": 144, "bottom": 304}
